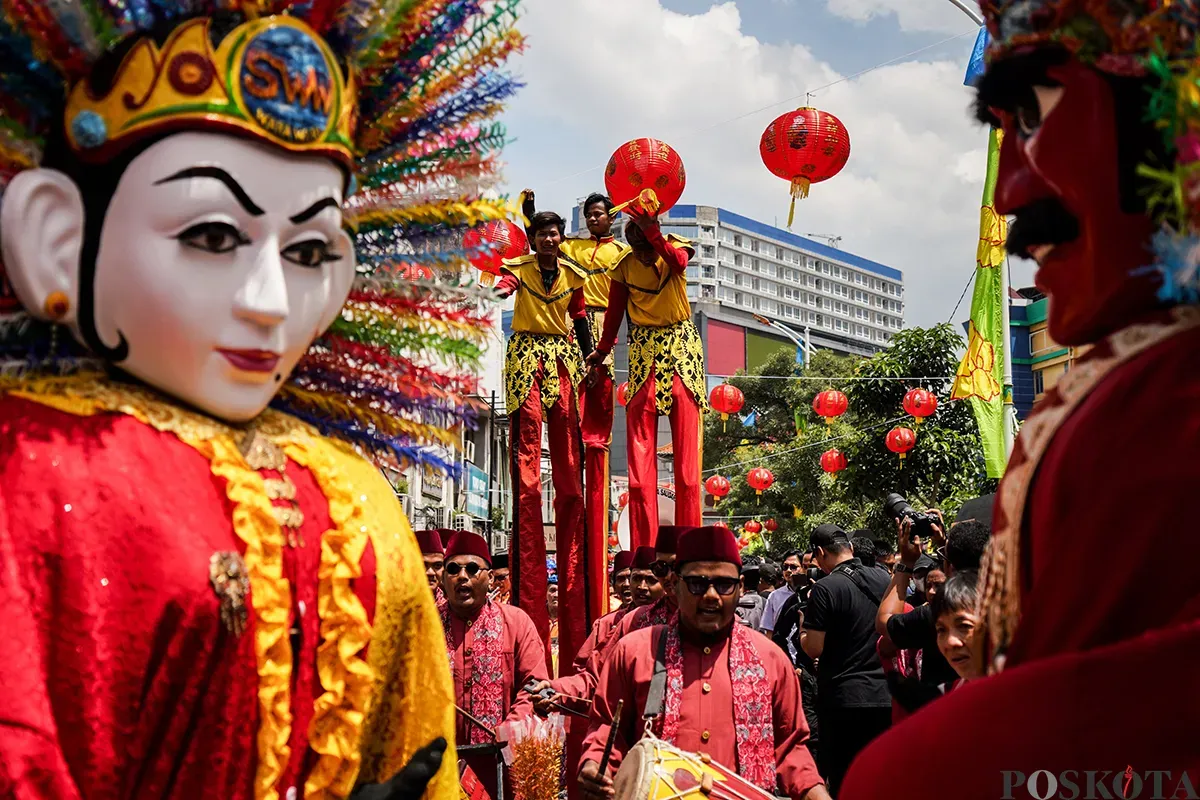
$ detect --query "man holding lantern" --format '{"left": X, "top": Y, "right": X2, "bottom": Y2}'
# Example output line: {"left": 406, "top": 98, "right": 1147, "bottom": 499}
{"left": 841, "top": 0, "right": 1200, "bottom": 795}
{"left": 586, "top": 206, "right": 708, "bottom": 549}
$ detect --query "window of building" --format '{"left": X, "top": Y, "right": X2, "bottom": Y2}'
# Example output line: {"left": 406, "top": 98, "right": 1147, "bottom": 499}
{"left": 702, "top": 285, "right": 715, "bottom": 298}
{"left": 1033, "top": 369, "right": 1045, "bottom": 395}
{"left": 751, "top": 296, "right": 762, "bottom": 310}
{"left": 702, "top": 245, "right": 715, "bottom": 258}
{"left": 718, "top": 267, "right": 734, "bottom": 282}
{"left": 686, "top": 267, "right": 699, "bottom": 279}
{"left": 751, "top": 240, "right": 760, "bottom": 252}
{"left": 775, "top": 246, "right": 784, "bottom": 259}
{"left": 734, "top": 273, "right": 745, "bottom": 286}
{"left": 1030, "top": 327, "right": 1057, "bottom": 355}
{"left": 752, "top": 258, "right": 761, "bottom": 273}
{"left": 735, "top": 291, "right": 744, "bottom": 305}
{"left": 751, "top": 277, "right": 760, "bottom": 291}
{"left": 686, "top": 284, "right": 699, "bottom": 300}
{"left": 734, "top": 235, "right": 743, "bottom": 247}
{"left": 765, "top": 263, "right": 777, "bottom": 277}
{"left": 734, "top": 253, "right": 743, "bottom": 267}
{"left": 701, "top": 226, "right": 715, "bottom": 237}
{"left": 702, "top": 265, "right": 716, "bottom": 279}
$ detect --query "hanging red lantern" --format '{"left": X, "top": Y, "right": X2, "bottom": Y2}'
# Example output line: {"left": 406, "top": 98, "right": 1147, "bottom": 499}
{"left": 903, "top": 388, "right": 939, "bottom": 425}
{"left": 618, "top": 491, "right": 629, "bottom": 509}
{"left": 764, "top": 518, "right": 778, "bottom": 532}
{"left": 605, "top": 137, "right": 687, "bottom": 217}
{"left": 820, "top": 448, "right": 848, "bottom": 475}
{"left": 886, "top": 426, "right": 917, "bottom": 464}
{"left": 744, "top": 519, "right": 763, "bottom": 535}
{"left": 760, "top": 107, "right": 851, "bottom": 227}
{"left": 746, "top": 467, "right": 775, "bottom": 503}
{"left": 462, "top": 219, "right": 528, "bottom": 276}
{"left": 710, "top": 383, "right": 745, "bottom": 431}
{"left": 616, "top": 381, "right": 631, "bottom": 407}
{"left": 705, "top": 474, "right": 731, "bottom": 504}
{"left": 608, "top": 533, "right": 619, "bottom": 547}
{"left": 812, "top": 389, "right": 849, "bottom": 425}
{"left": 715, "top": 521, "right": 729, "bottom": 529}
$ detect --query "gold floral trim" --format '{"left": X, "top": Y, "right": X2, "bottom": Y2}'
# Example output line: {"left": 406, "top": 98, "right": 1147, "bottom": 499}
{"left": 285, "top": 434, "right": 375, "bottom": 799}
{"left": 210, "top": 438, "right": 295, "bottom": 798}
{"left": 585, "top": 308, "right": 614, "bottom": 369}
{"left": 979, "top": 306, "right": 1200, "bottom": 672}
{"left": 627, "top": 319, "right": 710, "bottom": 416}
{"left": 504, "top": 331, "right": 584, "bottom": 412}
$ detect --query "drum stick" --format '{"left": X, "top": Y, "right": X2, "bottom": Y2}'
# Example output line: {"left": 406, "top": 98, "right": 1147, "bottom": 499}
{"left": 596, "top": 699, "right": 623, "bottom": 777}
{"left": 554, "top": 692, "right": 593, "bottom": 705}
{"left": 455, "top": 704, "right": 497, "bottom": 740}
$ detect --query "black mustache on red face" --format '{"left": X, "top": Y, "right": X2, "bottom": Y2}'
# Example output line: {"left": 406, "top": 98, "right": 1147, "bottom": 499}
{"left": 1007, "top": 197, "right": 1080, "bottom": 259}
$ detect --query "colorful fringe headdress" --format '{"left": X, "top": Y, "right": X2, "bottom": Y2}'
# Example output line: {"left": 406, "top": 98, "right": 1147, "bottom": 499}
{"left": 979, "top": 0, "right": 1200, "bottom": 306}
{"left": 0, "top": 0, "right": 526, "bottom": 474}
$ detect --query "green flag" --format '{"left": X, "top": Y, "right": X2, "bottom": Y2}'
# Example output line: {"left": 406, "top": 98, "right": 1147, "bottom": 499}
{"left": 951, "top": 127, "right": 1009, "bottom": 478}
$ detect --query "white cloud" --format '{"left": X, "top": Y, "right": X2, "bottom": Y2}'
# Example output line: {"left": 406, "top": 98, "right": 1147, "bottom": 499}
{"left": 498, "top": 0, "right": 1023, "bottom": 329}
{"left": 824, "top": 0, "right": 980, "bottom": 35}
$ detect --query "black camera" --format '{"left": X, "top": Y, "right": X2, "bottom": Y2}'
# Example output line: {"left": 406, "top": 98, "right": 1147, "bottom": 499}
{"left": 805, "top": 567, "right": 822, "bottom": 583}
{"left": 884, "top": 493, "right": 941, "bottom": 538}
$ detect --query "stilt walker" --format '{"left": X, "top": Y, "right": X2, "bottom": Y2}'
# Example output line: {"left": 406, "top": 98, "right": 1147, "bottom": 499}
{"left": 497, "top": 211, "right": 592, "bottom": 670}
{"left": 588, "top": 205, "right": 708, "bottom": 549}
{"left": 560, "top": 193, "right": 629, "bottom": 622}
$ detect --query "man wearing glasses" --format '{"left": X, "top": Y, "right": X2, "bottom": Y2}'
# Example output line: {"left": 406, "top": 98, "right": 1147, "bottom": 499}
{"left": 440, "top": 532, "right": 549, "bottom": 799}
{"left": 761, "top": 550, "right": 805, "bottom": 636}
{"left": 579, "top": 527, "right": 829, "bottom": 800}
{"left": 606, "top": 526, "right": 687, "bottom": 640}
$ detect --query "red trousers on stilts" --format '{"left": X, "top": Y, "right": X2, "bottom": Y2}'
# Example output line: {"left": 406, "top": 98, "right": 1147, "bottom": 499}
{"left": 510, "top": 359, "right": 588, "bottom": 674}
{"left": 625, "top": 369, "right": 703, "bottom": 549}
{"left": 579, "top": 357, "right": 613, "bottom": 623}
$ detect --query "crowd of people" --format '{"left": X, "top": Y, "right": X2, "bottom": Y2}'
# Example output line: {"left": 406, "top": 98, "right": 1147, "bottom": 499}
{"left": 415, "top": 497, "right": 994, "bottom": 799}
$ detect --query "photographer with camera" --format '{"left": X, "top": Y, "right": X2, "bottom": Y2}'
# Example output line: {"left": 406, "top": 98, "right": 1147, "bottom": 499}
{"left": 875, "top": 494, "right": 992, "bottom": 717}
{"left": 798, "top": 524, "right": 891, "bottom": 796}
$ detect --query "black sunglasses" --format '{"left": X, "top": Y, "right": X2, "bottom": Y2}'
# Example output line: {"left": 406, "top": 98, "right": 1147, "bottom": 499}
{"left": 446, "top": 562, "right": 487, "bottom": 577}
{"left": 650, "top": 560, "right": 675, "bottom": 578}
{"left": 682, "top": 576, "right": 740, "bottom": 597}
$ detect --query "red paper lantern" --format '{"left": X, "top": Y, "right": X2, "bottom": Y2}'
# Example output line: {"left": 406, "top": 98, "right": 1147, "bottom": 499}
{"left": 705, "top": 474, "right": 731, "bottom": 505}
{"left": 764, "top": 518, "right": 778, "bottom": 532}
{"left": 746, "top": 467, "right": 775, "bottom": 499}
{"left": 903, "top": 388, "right": 939, "bottom": 425}
{"left": 760, "top": 107, "right": 851, "bottom": 227}
{"left": 715, "top": 521, "right": 729, "bottom": 529}
{"left": 462, "top": 219, "right": 527, "bottom": 275}
{"left": 738, "top": 535, "right": 750, "bottom": 549}
{"left": 744, "top": 519, "right": 763, "bottom": 534}
{"left": 608, "top": 533, "right": 619, "bottom": 547}
{"left": 886, "top": 426, "right": 917, "bottom": 462}
{"left": 616, "top": 382, "right": 632, "bottom": 407}
{"left": 618, "top": 491, "right": 629, "bottom": 509}
{"left": 710, "top": 383, "right": 745, "bottom": 431}
{"left": 611, "top": 519, "right": 619, "bottom": 532}
{"left": 812, "top": 389, "right": 849, "bottom": 425}
{"left": 605, "top": 138, "right": 687, "bottom": 216}
{"left": 820, "top": 448, "right": 848, "bottom": 475}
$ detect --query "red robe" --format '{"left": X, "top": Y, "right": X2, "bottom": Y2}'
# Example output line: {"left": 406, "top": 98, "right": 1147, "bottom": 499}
{"left": 0, "top": 385, "right": 455, "bottom": 799}
{"left": 445, "top": 602, "right": 549, "bottom": 797}
{"left": 583, "top": 625, "right": 822, "bottom": 800}
{"left": 841, "top": 312, "right": 1200, "bottom": 798}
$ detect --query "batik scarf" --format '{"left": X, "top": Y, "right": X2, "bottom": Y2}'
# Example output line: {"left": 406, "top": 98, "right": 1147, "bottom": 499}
{"left": 658, "top": 623, "right": 777, "bottom": 792}
{"left": 632, "top": 597, "right": 677, "bottom": 631}
{"left": 441, "top": 599, "right": 505, "bottom": 744}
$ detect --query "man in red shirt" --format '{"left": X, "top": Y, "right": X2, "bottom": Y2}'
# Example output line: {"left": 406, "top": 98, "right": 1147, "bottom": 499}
{"left": 578, "top": 526, "right": 829, "bottom": 800}
{"left": 841, "top": 1, "right": 1200, "bottom": 796}
{"left": 439, "top": 532, "right": 549, "bottom": 798}
{"left": 417, "top": 529, "right": 447, "bottom": 598}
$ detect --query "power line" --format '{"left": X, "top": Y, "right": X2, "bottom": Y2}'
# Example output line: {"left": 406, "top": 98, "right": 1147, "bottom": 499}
{"left": 611, "top": 369, "right": 954, "bottom": 382}
{"left": 541, "top": 29, "right": 978, "bottom": 189}
{"left": 703, "top": 414, "right": 910, "bottom": 475}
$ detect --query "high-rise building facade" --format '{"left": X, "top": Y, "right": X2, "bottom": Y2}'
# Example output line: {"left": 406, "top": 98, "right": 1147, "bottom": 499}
{"left": 571, "top": 201, "right": 905, "bottom": 363}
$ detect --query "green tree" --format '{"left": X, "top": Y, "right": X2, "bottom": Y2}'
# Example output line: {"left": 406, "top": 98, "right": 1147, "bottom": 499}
{"left": 702, "top": 324, "right": 995, "bottom": 557}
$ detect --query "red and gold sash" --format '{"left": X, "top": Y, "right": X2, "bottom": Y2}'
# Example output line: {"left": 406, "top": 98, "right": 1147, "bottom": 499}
{"left": 441, "top": 600, "right": 506, "bottom": 744}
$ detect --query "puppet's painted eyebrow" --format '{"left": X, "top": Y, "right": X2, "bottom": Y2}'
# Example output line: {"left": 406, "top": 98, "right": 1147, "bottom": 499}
{"left": 154, "top": 166, "right": 265, "bottom": 217}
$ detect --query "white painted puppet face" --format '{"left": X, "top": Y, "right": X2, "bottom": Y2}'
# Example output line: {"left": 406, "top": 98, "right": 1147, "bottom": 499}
{"left": 2, "top": 130, "right": 355, "bottom": 421}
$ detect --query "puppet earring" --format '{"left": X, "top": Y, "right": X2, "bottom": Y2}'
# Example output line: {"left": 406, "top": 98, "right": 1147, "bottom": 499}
{"left": 44, "top": 291, "right": 69, "bottom": 320}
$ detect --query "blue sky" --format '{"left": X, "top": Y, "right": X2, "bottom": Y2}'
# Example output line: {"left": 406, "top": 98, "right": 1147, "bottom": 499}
{"left": 496, "top": 0, "right": 1033, "bottom": 328}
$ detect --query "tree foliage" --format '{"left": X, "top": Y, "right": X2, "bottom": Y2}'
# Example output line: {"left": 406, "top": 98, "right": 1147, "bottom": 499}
{"left": 702, "top": 324, "right": 996, "bottom": 557}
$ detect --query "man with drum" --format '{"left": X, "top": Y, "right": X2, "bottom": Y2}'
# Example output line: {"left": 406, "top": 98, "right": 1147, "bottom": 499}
{"left": 579, "top": 526, "right": 830, "bottom": 800}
